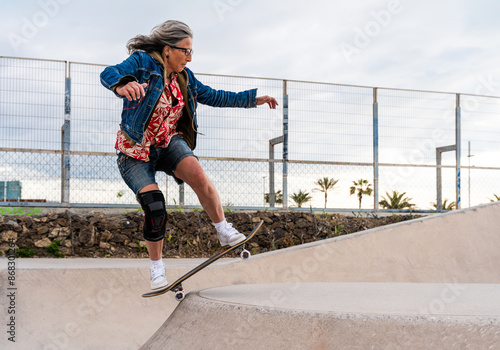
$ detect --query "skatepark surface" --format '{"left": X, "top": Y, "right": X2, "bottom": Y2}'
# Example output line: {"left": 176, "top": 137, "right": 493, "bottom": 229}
{"left": 142, "top": 283, "right": 500, "bottom": 349}
{"left": 1, "top": 202, "right": 499, "bottom": 349}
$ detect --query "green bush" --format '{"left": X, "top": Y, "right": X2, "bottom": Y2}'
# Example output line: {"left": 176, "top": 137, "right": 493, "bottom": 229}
{"left": 45, "top": 240, "right": 65, "bottom": 258}
{"left": 17, "top": 246, "right": 37, "bottom": 258}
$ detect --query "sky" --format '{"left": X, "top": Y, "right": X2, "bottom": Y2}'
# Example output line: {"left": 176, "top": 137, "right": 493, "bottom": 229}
{"left": 1, "top": 0, "right": 500, "bottom": 209}
{"left": 1, "top": 0, "right": 500, "bottom": 96}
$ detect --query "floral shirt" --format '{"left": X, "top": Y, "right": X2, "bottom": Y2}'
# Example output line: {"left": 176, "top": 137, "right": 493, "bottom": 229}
{"left": 115, "top": 74, "right": 185, "bottom": 161}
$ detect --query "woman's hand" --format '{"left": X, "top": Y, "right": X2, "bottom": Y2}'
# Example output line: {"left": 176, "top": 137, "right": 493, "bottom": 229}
{"left": 115, "top": 82, "right": 148, "bottom": 101}
{"left": 256, "top": 95, "right": 279, "bottom": 109}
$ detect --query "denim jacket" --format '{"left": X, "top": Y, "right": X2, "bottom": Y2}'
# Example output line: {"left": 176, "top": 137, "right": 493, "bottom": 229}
{"left": 100, "top": 51, "right": 257, "bottom": 150}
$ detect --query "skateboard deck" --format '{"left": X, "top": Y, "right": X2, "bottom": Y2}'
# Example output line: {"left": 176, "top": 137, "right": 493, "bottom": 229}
{"left": 142, "top": 220, "right": 263, "bottom": 300}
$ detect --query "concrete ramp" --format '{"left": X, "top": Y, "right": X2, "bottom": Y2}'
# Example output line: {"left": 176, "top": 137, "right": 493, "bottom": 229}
{"left": 213, "top": 201, "right": 500, "bottom": 285}
{"left": 141, "top": 283, "right": 500, "bottom": 349}
{"left": 2, "top": 202, "right": 500, "bottom": 349}
{"left": 141, "top": 202, "right": 500, "bottom": 349}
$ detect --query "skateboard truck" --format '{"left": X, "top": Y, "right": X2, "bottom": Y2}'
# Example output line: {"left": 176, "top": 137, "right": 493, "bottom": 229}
{"left": 234, "top": 244, "right": 251, "bottom": 260}
{"left": 172, "top": 284, "right": 185, "bottom": 301}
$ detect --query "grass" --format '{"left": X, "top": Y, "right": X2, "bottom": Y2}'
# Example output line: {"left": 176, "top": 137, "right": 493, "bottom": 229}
{"left": 16, "top": 246, "right": 37, "bottom": 258}
{"left": 45, "top": 240, "right": 65, "bottom": 258}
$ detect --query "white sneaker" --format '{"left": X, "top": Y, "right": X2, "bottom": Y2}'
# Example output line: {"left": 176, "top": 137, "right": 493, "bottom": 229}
{"left": 150, "top": 262, "right": 168, "bottom": 290}
{"left": 217, "top": 222, "right": 246, "bottom": 247}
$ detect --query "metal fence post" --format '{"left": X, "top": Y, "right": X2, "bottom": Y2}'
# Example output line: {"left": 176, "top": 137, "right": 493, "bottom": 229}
{"left": 436, "top": 145, "right": 456, "bottom": 211}
{"left": 456, "top": 94, "right": 461, "bottom": 209}
{"left": 61, "top": 62, "right": 71, "bottom": 204}
{"left": 282, "top": 80, "right": 289, "bottom": 209}
{"left": 269, "top": 136, "right": 284, "bottom": 207}
{"left": 373, "top": 88, "right": 379, "bottom": 211}
{"left": 269, "top": 140, "right": 275, "bottom": 208}
{"left": 436, "top": 147, "right": 442, "bottom": 211}
{"left": 179, "top": 183, "right": 185, "bottom": 207}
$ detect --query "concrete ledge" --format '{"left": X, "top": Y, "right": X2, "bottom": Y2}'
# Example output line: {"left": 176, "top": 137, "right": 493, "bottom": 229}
{"left": 0, "top": 258, "right": 219, "bottom": 350}
{"left": 141, "top": 283, "right": 500, "bottom": 349}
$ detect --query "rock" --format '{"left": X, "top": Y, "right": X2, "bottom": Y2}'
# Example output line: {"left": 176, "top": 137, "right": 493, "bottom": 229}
{"left": 56, "top": 218, "right": 69, "bottom": 226}
{"left": 262, "top": 216, "right": 273, "bottom": 224}
{"left": 296, "top": 218, "right": 308, "bottom": 228}
{"left": 59, "top": 247, "right": 71, "bottom": 256}
{"left": 6, "top": 220, "right": 22, "bottom": 232}
{"left": 99, "top": 242, "right": 111, "bottom": 249}
{"left": 71, "top": 215, "right": 89, "bottom": 229}
{"left": 177, "top": 219, "right": 189, "bottom": 230}
{"left": 192, "top": 236, "right": 200, "bottom": 245}
{"left": 234, "top": 212, "right": 250, "bottom": 222}
{"left": 89, "top": 212, "right": 104, "bottom": 225}
{"left": 122, "top": 219, "right": 138, "bottom": 229}
{"left": 47, "top": 213, "right": 59, "bottom": 221}
{"left": 0, "top": 243, "right": 17, "bottom": 254}
{"left": 201, "top": 226, "right": 213, "bottom": 234}
{"left": 49, "top": 227, "right": 70, "bottom": 238}
{"left": 36, "top": 226, "right": 50, "bottom": 234}
{"left": 273, "top": 228, "right": 286, "bottom": 239}
{"left": 185, "top": 226, "right": 198, "bottom": 236}
{"left": 1, "top": 230, "right": 17, "bottom": 242}
{"left": 111, "top": 234, "right": 128, "bottom": 243}
{"left": 23, "top": 216, "right": 34, "bottom": 228}
{"left": 79, "top": 225, "right": 95, "bottom": 246}
{"left": 20, "top": 226, "right": 31, "bottom": 236}
{"left": 121, "top": 229, "right": 136, "bottom": 237}
{"left": 98, "top": 218, "right": 121, "bottom": 231}
{"left": 35, "top": 238, "right": 52, "bottom": 248}
{"left": 100, "top": 230, "right": 113, "bottom": 242}
{"left": 305, "top": 215, "right": 314, "bottom": 223}
{"left": 271, "top": 221, "right": 282, "bottom": 229}
{"left": 252, "top": 217, "right": 261, "bottom": 223}
{"left": 294, "top": 228, "right": 306, "bottom": 237}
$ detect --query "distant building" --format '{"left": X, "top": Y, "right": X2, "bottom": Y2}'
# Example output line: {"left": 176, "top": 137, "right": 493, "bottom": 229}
{"left": 0, "top": 181, "right": 22, "bottom": 201}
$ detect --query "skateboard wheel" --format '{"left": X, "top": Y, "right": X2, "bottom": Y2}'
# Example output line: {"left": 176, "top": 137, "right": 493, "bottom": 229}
{"left": 175, "top": 290, "right": 185, "bottom": 301}
{"left": 240, "top": 249, "right": 251, "bottom": 260}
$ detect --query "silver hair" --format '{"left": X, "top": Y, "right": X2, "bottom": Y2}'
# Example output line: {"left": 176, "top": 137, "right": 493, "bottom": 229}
{"left": 126, "top": 20, "right": 193, "bottom": 54}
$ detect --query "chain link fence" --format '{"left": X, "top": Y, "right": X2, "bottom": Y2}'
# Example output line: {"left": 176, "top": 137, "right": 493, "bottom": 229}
{"left": 1, "top": 56, "right": 499, "bottom": 211}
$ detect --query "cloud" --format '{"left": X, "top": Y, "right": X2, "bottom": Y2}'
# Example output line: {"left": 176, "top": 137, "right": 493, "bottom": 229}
{"left": 1, "top": 0, "right": 500, "bottom": 95}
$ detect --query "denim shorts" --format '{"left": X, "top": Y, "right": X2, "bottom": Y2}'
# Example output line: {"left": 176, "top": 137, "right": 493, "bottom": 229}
{"left": 117, "top": 135, "right": 197, "bottom": 195}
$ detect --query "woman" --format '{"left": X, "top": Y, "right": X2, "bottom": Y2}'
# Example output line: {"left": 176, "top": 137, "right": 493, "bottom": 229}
{"left": 100, "top": 20, "right": 278, "bottom": 289}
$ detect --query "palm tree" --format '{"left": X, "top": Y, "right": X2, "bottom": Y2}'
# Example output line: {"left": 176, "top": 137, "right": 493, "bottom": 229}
{"left": 314, "top": 177, "right": 339, "bottom": 209}
{"left": 431, "top": 199, "right": 456, "bottom": 210}
{"left": 490, "top": 194, "right": 500, "bottom": 202}
{"left": 264, "top": 190, "right": 283, "bottom": 204}
{"left": 349, "top": 179, "right": 373, "bottom": 209}
{"left": 379, "top": 191, "right": 415, "bottom": 209}
{"left": 290, "top": 190, "right": 312, "bottom": 208}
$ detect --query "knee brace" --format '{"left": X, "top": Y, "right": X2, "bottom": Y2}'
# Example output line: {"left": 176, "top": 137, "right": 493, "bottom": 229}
{"left": 137, "top": 190, "right": 167, "bottom": 242}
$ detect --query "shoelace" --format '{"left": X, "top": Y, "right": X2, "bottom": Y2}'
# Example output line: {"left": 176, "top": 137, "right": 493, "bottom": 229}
{"left": 151, "top": 264, "right": 165, "bottom": 279}
{"left": 221, "top": 223, "right": 238, "bottom": 236}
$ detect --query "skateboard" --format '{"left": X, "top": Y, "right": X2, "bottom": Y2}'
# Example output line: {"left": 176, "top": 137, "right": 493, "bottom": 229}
{"left": 142, "top": 220, "right": 264, "bottom": 301}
